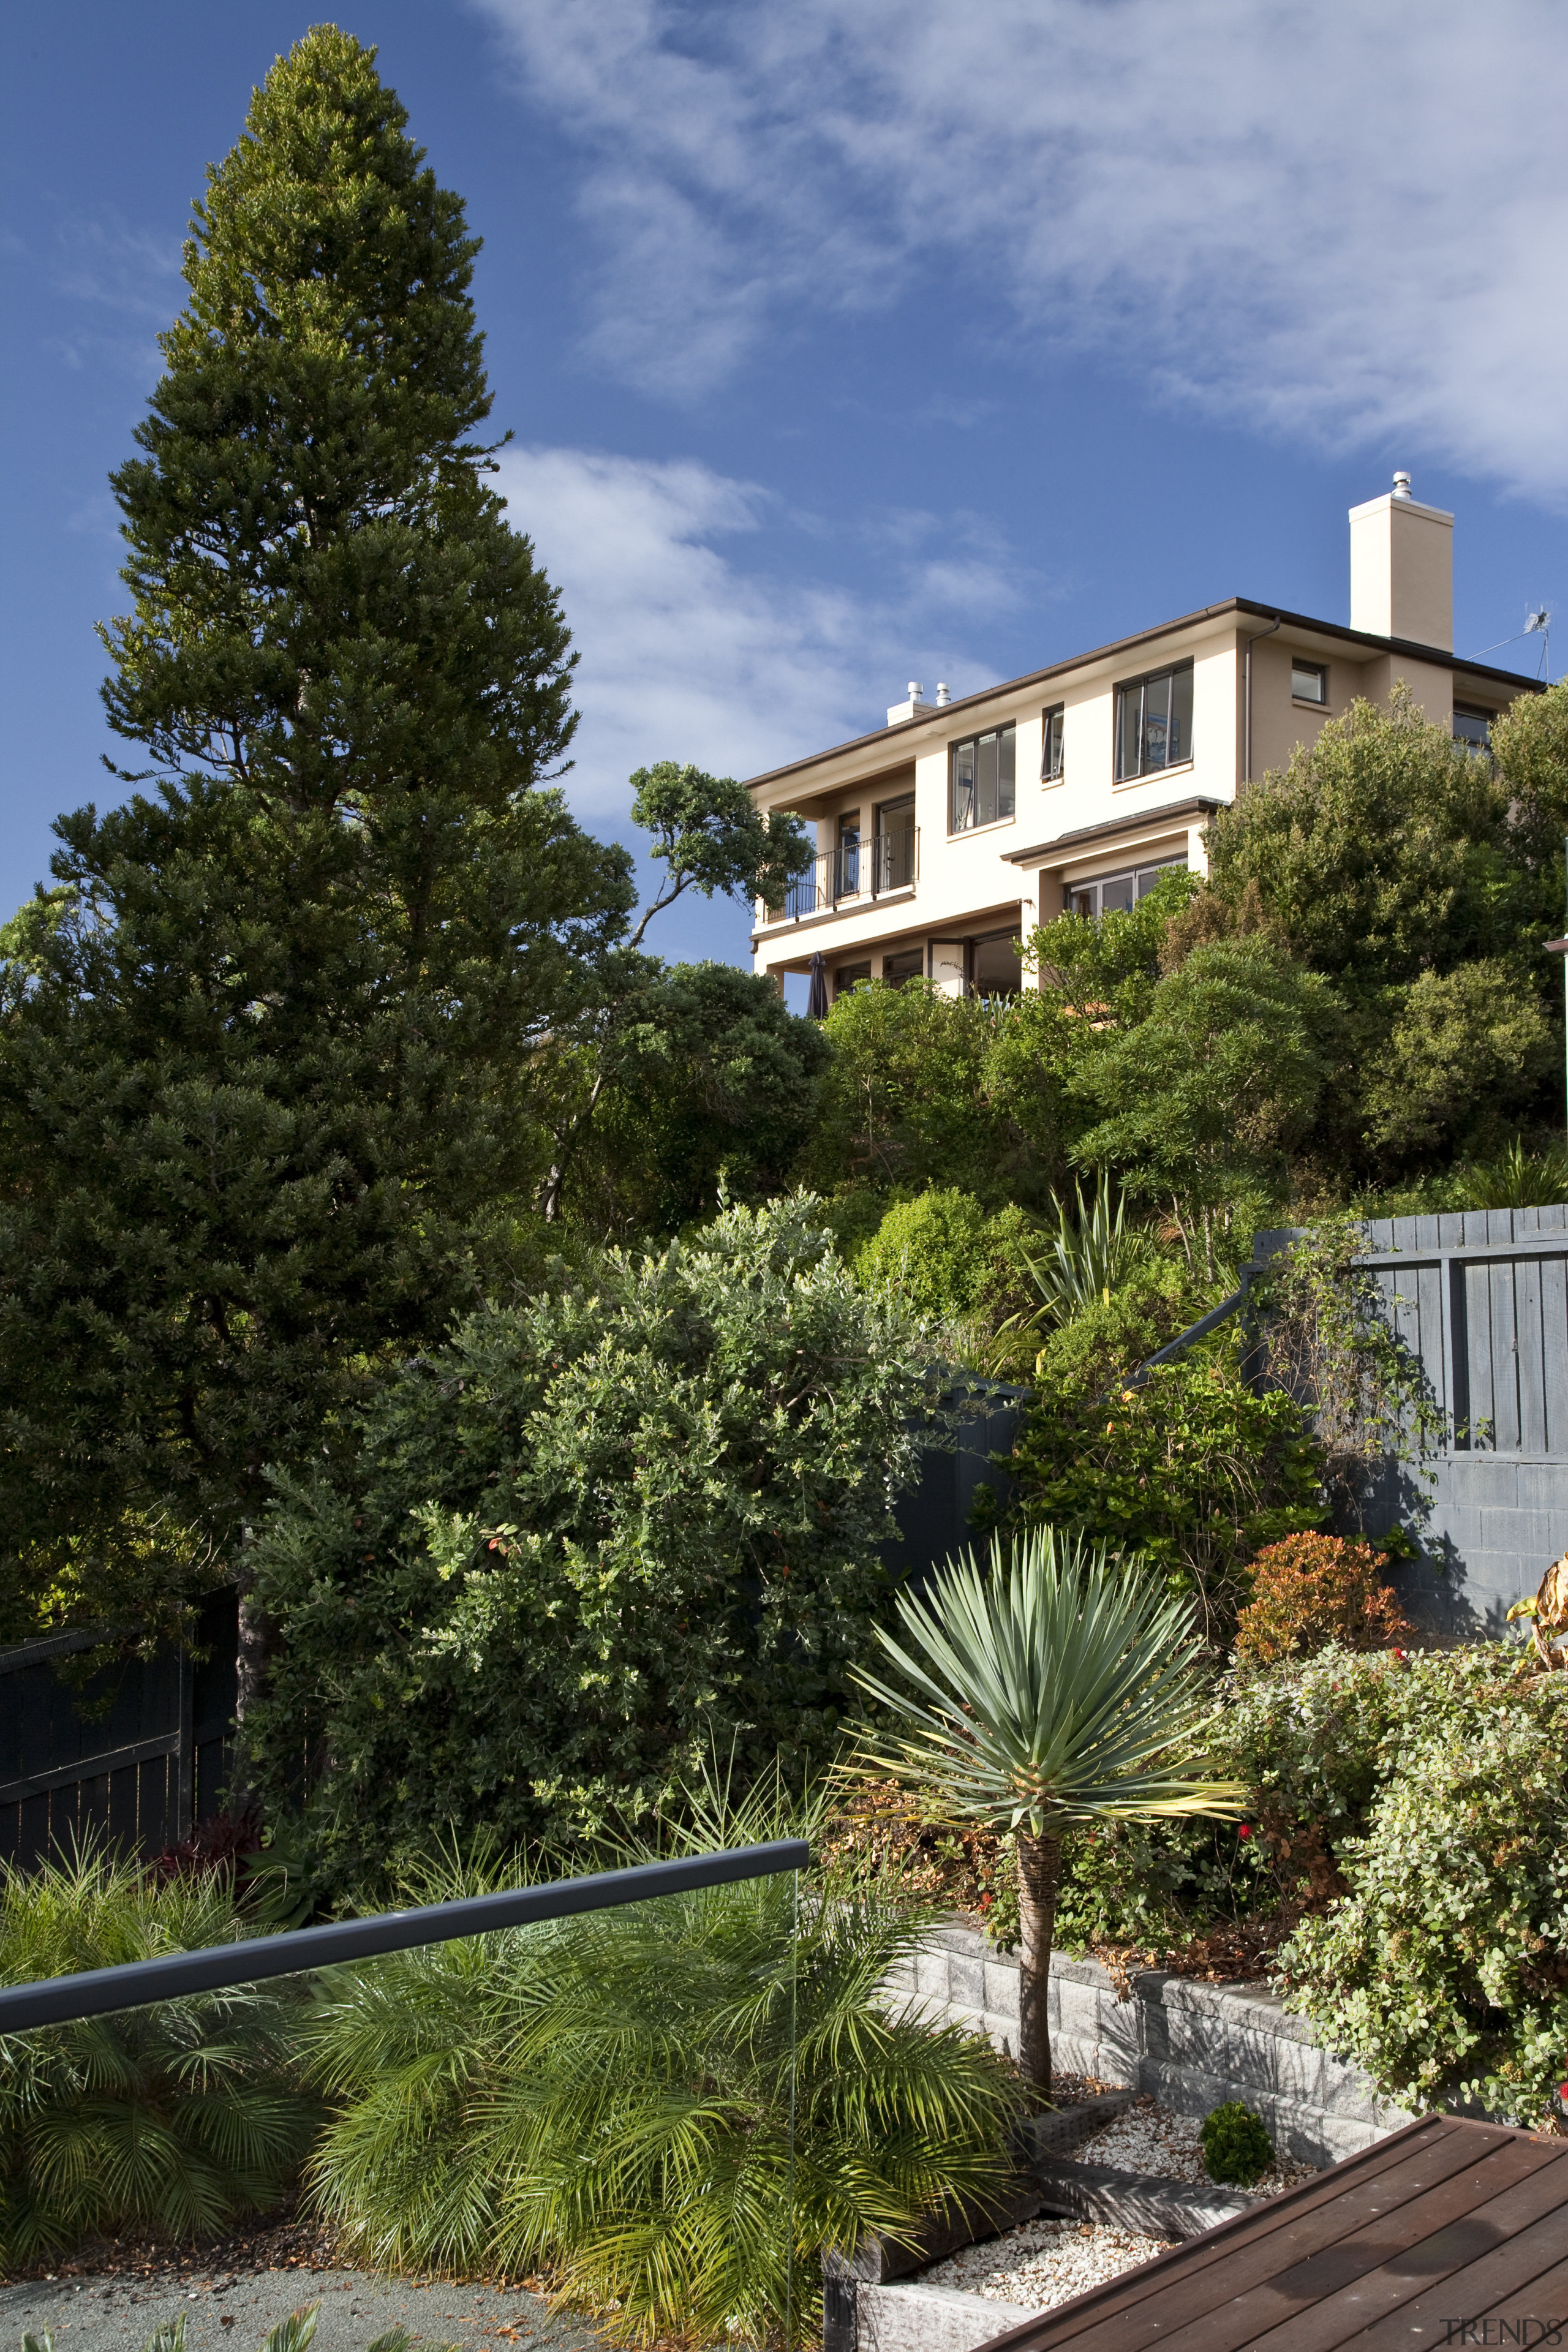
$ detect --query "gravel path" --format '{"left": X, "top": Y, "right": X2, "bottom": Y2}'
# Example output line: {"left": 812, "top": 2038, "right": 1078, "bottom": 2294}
{"left": 0, "top": 2267, "right": 603, "bottom": 2351}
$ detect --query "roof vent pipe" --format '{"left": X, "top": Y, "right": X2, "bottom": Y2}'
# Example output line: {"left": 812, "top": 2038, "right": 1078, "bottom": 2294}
{"left": 935, "top": 682, "right": 950, "bottom": 706}
{"left": 1392, "top": 471, "right": 1413, "bottom": 500}
{"left": 907, "top": 681, "right": 924, "bottom": 702}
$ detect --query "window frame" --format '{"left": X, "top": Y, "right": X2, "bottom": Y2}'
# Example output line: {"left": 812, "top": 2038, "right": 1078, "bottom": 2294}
{"left": 1112, "top": 660, "right": 1194, "bottom": 782}
{"left": 970, "top": 927, "right": 1023, "bottom": 1000}
{"left": 1041, "top": 703, "right": 1065, "bottom": 782}
{"left": 1067, "top": 856, "right": 1188, "bottom": 920}
{"left": 1453, "top": 703, "right": 1494, "bottom": 752}
{"left": 1291, "top": 659, "right": 1329, "bottom": 706}
{"left": 837, "top": 808, "right": 862, "bottom": 896}
{"left": 949, "top": 722, "right": 1017, "bottom": 834}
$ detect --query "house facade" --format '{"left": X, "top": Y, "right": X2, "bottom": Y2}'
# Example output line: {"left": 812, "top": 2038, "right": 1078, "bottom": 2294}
{"left": 747, "top": 479, "right": 1542, "bottom": 998}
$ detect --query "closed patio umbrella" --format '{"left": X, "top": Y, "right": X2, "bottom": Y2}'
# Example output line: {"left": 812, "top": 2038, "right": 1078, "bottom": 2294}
{"left": 807, "top": 951, "right": 829, "bottom": 1020}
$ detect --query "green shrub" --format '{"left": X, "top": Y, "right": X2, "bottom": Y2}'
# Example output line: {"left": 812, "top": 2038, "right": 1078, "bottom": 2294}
{"left": 1200, "top": 2100, "right": 1273, "bottom": 2186}
{"left": 1049, "top": 1815, "right": 1267, "bottom": 1956}
{"left": 252, "top": 1195, "right": 943, "bottom": 1898}
{"left": 1213, "top": 1645, "right": 1408, "bottom": 1904}
{"left": 0, "top": 1845, "right": 316, "bottom": 2265}
{"left": 854, "top": 1186, "right": 994, "bottom": 1316}
{"left": 1278, "top": 1648, "right": 1568, "bottom": 2128}
{"left": 302, "top": 1787, "right": 1022, "bottom": 2348}
{"left": 1000, "top": 1346, "right": 1324, "bottom": 1643}
{"left": 1027, "top": 1252, "right": 1211, "bottom": 1398}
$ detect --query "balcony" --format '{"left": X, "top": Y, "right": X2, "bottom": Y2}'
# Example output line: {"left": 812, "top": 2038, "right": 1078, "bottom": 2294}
{"left": 766, "top": 821, "right": 919, "bottom": 927}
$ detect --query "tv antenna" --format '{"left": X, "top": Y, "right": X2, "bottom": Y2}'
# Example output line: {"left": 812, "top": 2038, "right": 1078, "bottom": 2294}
{"left": 1472, "top": 606, "right": 1552, "bottom": 679}
{"left": 1525, "top": 608, "right": 1551, "bottom": 679}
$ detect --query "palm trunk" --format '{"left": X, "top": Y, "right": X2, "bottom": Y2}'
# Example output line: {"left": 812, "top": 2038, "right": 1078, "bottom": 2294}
{"left": 1015, "top": 1826, "right": 1062, "bottom": 2105}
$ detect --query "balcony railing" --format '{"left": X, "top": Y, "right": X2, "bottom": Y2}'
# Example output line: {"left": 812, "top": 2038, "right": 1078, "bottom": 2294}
{"left": 768, "top": 823, "right": 919, "bottom": 925}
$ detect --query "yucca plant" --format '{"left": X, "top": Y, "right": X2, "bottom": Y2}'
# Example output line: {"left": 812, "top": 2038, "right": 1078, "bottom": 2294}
{"left": 854, "top": 1525, "right": 1243, "bottom": 2100}
{"left": 0, "top": 1842, "right": 318, "bottom": 2265}
{"left": 1015, "top": 1180, "right": 1147, "bottom": 1327}
{"left": 301, "top": 1780, "right": 1022, "bottom": 2349}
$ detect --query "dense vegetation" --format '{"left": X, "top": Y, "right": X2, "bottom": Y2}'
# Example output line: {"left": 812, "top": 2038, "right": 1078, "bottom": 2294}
{"left": 2, "top": 31, "right": 1567, "bottom": 2313}
{"left": 248, "top": 1195, "right": 941, "bottom": 1900}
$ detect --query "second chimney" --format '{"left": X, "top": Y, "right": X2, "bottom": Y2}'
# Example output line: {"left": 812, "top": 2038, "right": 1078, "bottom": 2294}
{"left": 1349, "top": 472, "right": 1453, "bottom": 650}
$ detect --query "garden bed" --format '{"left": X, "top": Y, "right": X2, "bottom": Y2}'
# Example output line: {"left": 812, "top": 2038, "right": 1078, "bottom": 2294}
{"left": 922, "top": 2214, "right": 1177, "bottom": 2309}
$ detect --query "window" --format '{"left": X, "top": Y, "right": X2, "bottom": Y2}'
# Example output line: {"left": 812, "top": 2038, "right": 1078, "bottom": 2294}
{"left": 1041, "top": 703, "right": 1065, "bottom": 781}
{"left": 1453, "top": 704, "right": 1493, "bottom": 752}
{"left": 882, "top": 946, "right": 924, "bottom": 987}
{"left": 834, "top": 960, "right": 871, "bottom": 997}
{"left": 971, "top": 931, "right": 1022, "bottom": 997}
{"left": 1114, "top": 662, "right": 1193, "bottom": 780}
{"left": 1068, "top": 858, "right": 1186, "bottom": 919}
{"left": 837, "top": 810, "right": 861, "bottom": 895}
{"left": 1292, "top": 660, "right": 1327, "bottom": 704}
{"left": 873, "top": 792, "right": 917, "bottom": 892}
{"left": 949, "top": 723, "right": 1016, "bottom": 832}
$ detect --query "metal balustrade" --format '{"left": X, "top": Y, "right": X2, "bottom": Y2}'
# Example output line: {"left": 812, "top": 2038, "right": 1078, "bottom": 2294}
{"left": 766, "top": 824, "right": 919, "bottom": 926}
{"left": 0, "top": 1839, "right": 810, "bottom": 2032}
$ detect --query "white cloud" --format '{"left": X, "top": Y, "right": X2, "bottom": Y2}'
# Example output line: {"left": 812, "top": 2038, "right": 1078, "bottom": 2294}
{"left": 475, "top": 0, "right": 1568, "bottom": 502}
{"left": 496, "top": 445, "right": 1008, "bottom": 819}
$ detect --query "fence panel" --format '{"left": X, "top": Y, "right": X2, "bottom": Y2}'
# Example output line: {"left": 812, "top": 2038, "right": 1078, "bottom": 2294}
{"left": 0, "top": 1588, "right": 237, "bottom": 1872}
{"left": 1263, "top": 1205, "right": 1568, "bottom": 1637}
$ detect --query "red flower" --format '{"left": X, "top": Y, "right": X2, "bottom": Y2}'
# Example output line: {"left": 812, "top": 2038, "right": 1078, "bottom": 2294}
{"left": 1238, "top": 1823, "right": 1253, "bottom": 1840}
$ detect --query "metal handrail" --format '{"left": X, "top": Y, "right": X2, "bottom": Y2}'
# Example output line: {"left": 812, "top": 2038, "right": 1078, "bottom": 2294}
{"left": 762, "top": 825, "right": 921, "bottom": 924}
{"left": 0, "top": 1839, "right": 811, "bottom": 2033}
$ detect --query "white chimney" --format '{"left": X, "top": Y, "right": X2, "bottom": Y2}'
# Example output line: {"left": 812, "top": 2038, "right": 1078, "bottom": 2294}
{"left": 1349, "top": 471, "right": 1453, "bottom": 649}
{"left": 935, "top": 682, "right": 951, "bottom": 706}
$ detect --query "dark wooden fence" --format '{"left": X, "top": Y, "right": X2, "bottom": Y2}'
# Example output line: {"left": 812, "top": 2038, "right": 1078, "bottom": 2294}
{"left": 0, "top": 1588, "right": 238, "bottom": 1872}
{"left": 1254, "top": 1205, "right": 1568, "bottom": 1636}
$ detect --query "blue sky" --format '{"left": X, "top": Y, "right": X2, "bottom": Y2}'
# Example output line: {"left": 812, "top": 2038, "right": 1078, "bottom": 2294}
{"left": 4, "top": 1, "right": 1565, "bottom": 987}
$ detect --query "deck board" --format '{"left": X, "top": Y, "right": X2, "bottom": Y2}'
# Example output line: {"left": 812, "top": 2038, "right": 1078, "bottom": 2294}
{"left": 974, "top": 2120, "right": 1568, "bottom": 2352}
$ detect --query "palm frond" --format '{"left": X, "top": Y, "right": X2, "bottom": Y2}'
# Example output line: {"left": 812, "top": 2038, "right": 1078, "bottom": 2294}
{"left": 304, "top": 1788, "right": 1022, "bottom": 2348}
{"left": 0, "top": 1839, "right": 317, "bottom": 2266}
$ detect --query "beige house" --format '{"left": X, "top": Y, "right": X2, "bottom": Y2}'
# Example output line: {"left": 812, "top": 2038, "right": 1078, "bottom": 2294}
{"left": 747, "top": 478, "right": 1540, "bottom": 999}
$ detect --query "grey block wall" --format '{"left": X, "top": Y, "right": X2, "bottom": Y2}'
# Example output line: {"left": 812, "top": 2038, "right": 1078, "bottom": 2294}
{"left": 886, "top": 1927, "right": 1412, "bottom": 2169}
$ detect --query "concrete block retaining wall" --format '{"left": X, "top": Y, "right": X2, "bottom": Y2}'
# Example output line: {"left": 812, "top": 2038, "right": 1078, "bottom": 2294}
{"left": 886, "top": 1926, "right": 1413, "bottom": 2168}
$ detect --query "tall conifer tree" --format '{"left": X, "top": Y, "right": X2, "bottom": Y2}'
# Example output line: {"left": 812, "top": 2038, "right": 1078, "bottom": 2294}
{"left": 0, "top": 29, "right": 629, "bottom": 1657}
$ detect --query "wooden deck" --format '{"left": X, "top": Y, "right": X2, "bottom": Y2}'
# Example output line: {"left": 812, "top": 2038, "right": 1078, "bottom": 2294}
{"left": 976, "top": 2116, "right": 1568, "bottom": 2351}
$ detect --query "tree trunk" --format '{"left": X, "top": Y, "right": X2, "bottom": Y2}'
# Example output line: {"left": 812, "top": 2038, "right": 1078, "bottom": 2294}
{"left": 1015, "top": 1826, "right": 1063, "bottom": 2105}
{"left": 230, "top": 1562, "right": 276, "bottom": 1810}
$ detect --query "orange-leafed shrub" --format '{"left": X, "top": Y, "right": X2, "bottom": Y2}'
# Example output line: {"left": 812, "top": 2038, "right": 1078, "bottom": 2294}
{"left": 1234, "top": 1533, "right": 1413, "bottom": 1667}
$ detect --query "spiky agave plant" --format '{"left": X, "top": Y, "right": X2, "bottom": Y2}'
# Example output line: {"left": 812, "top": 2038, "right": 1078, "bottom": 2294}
{"left": 853, "top": 1524, "right": 1243, "bottom": 2101}
{"left": 301, "top": 1778, "right": 1023, "bottom": 2350}
{"left": 0, "top": 1841, "right": 318, "bottom": 2264}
